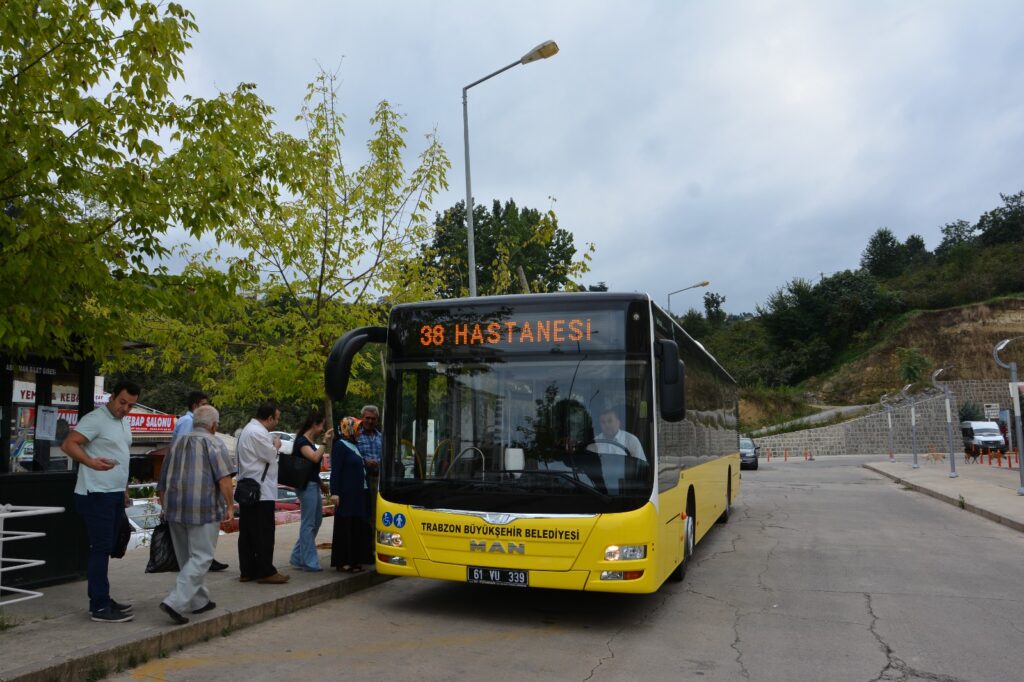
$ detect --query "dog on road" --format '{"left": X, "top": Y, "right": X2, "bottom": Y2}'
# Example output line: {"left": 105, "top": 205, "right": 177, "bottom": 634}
{"left": 923, "top": 451, "right": 946, "bottom": 463}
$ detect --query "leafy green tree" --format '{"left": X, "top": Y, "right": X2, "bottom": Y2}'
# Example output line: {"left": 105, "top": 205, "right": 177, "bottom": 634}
{"left": 119, "top": 69, "right": 449, "bottom": 422}
{"left": 703, "top": 291, "right": 727, "bottom": 329}
{"left": 678, "top": 308, "right": 711, "bottom": 340}
{"left": 934, "top": 219, "right": 977, "bottom": 261}
{"left": 1, "top": 0, "right": 285, "bottom": 361}
{"left": 701, "top": 316, "right": 776, "bottom": 385}
{"left": 860, "top": 227, "right": 905, "bottom": 278}
{"left": 814, "top": 270, "right": 899, "bottom": 350}
{"left": 752, "top": 271, "right": 900, "bottom": 385}
{"left": 958, "top": 401, "right": 984, "bottom": 422}
{"left": 758, "top": 278, "right": 822, "bottom": 346}
{"left": 895, "top": 346, "right": 930, "bottom": 385}
{"left": 976, "top": 191, "right": 1024, "bottom": 247}
{"left": 426, "top": 199, "right": 593, "bottom": 298}
{"left": 902, "top": 234, "right": 931, "bottom": 269}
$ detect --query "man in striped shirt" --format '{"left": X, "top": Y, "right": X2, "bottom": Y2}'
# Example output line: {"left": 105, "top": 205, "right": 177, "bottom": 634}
{"left": 157, "top": 405, "right": 235, "bottom": 625}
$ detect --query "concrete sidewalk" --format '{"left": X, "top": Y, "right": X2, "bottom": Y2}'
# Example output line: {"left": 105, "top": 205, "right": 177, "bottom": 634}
{"left": 0, "top": 516, "right": 385, "bottom": 682}
{"left": 864, "top": 454, "right": 1024, "bottom": 533}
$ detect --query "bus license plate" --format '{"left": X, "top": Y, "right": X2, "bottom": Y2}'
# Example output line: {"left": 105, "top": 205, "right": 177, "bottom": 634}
{"left": 467, "top": 566, "right": 529, "bottom": 587}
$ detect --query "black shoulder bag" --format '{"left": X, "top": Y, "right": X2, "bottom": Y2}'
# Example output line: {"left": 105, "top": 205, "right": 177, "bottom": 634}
{"left": 278, "top": 450, "right": 317, "bottom": 489}
{"left": 234, "top": 462, "right": 269, "bottom": 506}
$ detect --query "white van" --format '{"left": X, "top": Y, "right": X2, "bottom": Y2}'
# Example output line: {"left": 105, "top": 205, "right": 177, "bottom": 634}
{"left": 960, "top": 421, "right": 1006, "bottom": 454}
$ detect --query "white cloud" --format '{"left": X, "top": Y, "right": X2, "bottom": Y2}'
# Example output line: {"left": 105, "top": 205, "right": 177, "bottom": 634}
{"left": 165, "top": 0, "right": 1024, "bottom": 311}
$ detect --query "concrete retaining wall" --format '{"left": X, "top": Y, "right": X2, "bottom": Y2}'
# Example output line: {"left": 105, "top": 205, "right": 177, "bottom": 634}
{"left": 754, "top": 380, "right": 1014, "bottom": 457}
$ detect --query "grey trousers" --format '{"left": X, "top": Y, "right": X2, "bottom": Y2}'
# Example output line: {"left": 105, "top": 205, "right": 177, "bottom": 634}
{"left": 164, "top": 521, "right": 219, "bottom": 613}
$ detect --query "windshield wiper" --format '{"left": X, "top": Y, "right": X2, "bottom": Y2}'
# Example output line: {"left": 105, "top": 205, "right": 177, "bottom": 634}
{"left": 385, "top": 480, "right": 443, "bottom": 494}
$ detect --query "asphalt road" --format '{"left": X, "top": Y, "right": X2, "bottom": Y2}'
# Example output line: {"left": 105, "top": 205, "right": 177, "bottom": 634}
{"left": 114, "top": 456, "right": 1024, "bottom": 682}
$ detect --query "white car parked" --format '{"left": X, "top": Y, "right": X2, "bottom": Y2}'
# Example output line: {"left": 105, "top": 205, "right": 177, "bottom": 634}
{"left": 269, "top": 431, "right": 295, "bottom": 455}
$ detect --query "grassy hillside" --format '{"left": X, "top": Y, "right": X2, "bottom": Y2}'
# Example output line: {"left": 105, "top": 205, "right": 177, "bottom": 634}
{"left": 738, "top": 385, "right": 820, "bottom": 432}
{"left": 706, "top": 192, "right": 1024, "bottom": 426}
{"left": 807, "top": 296, "right": 1024, "bottom": 403}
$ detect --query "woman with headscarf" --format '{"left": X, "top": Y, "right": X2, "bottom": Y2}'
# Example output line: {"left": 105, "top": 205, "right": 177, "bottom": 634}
{"left": 330, "top": 417, "right": 371, "bottom": 572}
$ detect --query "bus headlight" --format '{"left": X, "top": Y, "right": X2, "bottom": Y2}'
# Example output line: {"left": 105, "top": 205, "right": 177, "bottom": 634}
{"left": 377, "top": 531, "right": 404, "bottom": 548}
{"left": 605, "top": 544, "right": 647, "bottom": 561}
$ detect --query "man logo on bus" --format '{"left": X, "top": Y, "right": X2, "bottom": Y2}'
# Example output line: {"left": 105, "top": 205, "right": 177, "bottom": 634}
{"left": 470, "top": 540, "right": 525, "bottom": 554}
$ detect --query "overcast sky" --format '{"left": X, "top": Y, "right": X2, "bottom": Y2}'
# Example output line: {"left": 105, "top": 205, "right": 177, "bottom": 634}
{"left": 174, "top": 0, "right": 1024, "bottom": 314}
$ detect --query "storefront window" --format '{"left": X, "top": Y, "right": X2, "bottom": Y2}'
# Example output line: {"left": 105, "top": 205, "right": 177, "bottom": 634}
{"left": 8, "top": 369, "right": 81, "bottom": 473}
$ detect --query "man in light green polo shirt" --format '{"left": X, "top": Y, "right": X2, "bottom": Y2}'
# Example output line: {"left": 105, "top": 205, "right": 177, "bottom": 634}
{"left": 62, "top": 379, "right": 140, "bottom": 623}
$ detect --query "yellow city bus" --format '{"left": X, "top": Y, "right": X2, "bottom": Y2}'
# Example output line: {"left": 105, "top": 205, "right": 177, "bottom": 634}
{"left": 326, "top": 292, "right": 739, "bottom": 593}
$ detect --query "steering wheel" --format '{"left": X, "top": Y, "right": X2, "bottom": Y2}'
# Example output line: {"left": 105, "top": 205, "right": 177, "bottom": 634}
{"left": 582, "top": 438, "right": 632, "bottom": 456}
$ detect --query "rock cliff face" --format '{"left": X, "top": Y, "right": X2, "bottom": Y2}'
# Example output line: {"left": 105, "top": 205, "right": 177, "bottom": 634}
{"left": 808, "top": 297, "right": 1024, "bottom": 404}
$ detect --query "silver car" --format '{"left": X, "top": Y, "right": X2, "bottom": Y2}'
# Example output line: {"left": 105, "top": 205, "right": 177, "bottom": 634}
{"left": 739, "top": 437, "right": 759, "bottom": 470}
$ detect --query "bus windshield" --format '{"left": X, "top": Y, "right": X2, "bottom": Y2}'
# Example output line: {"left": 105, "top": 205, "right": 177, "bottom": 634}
{"left": 382, "top": 355, "right": 654, "bottom": 514}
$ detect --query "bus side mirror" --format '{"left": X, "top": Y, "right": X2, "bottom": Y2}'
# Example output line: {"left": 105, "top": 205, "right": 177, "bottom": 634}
{"left": 325, "top": 326, "right": 389, "bottom": 401}
{"left": 656, "top": 339, "right": 686, "bottom": 422}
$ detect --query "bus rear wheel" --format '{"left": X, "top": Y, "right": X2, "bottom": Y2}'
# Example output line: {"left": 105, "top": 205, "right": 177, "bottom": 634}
{"left": 718, "top": 475, "right": 732, "bottom": 524}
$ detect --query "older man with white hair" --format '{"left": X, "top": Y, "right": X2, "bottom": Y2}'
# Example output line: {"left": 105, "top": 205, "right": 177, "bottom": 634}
{"left": 157, "top": 404, "right": 235, "bottom": 625}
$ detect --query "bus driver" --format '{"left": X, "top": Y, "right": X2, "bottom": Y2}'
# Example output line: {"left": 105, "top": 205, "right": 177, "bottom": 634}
{"left": 593, "top": 407, "right": 646, "bottom": 461}
{"left": 587, "top": 407, "right": 647, "bottom": 494}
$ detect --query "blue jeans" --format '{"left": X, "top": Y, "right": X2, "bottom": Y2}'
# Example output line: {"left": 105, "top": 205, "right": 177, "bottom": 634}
{"left": 290, "top": 481, "right": 323, "bottom": 570}
{"left": 74, "top": 492, "right": 123, "bottom": 612}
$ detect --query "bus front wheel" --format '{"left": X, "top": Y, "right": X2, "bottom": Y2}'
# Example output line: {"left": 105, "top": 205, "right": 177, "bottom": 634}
{"left": 669, "top": 494, "right": 695, "bottom": 583}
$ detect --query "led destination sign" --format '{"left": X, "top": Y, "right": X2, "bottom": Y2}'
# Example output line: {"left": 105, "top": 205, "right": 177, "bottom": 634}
{"left": 419, "top": 317, "right": 593, "bottom": 348}
{"left": 398, "top": 307, "right": 627, "bottom": 355}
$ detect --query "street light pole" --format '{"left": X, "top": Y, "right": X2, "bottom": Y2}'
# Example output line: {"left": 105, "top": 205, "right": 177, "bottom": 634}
{"left": 463, "top": 41, "right": 559, "bottom": 298}
{"left": 900, "top": 383, "right": 919, "bottom": 469}
{"left": 667, "top": 280, "right": 711, "bottom": 314}
{"left": 993, "top": 337, "right": 1024, "bottom": 495}
{"left": 880, "top": 393, "right": 895, "bottom": 463}
{"left": 931, "top": 367, "right": 958, "bottom": 479}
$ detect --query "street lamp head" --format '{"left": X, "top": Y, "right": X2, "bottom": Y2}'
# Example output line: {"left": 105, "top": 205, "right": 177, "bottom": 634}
{"left": 666, "top": 279, "right": 711, "bottom": 313}
{"left": 993, "top": 337, "right": 1022, "bottom": 369}
{"left": 931, "top": 366, "right": 953, "bottom": 389}
{"left": 521, "top": 40, "right": 559, "bottom": 64}
{"left": 995, "top": 337, "right": 1024, "bottom": 355}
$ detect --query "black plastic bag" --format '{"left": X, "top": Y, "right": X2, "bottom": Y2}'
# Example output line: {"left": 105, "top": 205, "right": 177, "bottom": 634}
{"left": 110, "top": 509, "right": 130, "bottom": 559}
{"left": 145, "top": 520, "right": 179, "bottom": 573}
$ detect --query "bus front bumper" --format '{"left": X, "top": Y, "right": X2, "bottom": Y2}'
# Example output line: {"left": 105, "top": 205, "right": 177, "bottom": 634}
{"left": 376, "top": 555, "right": 662, "bottom": 593}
